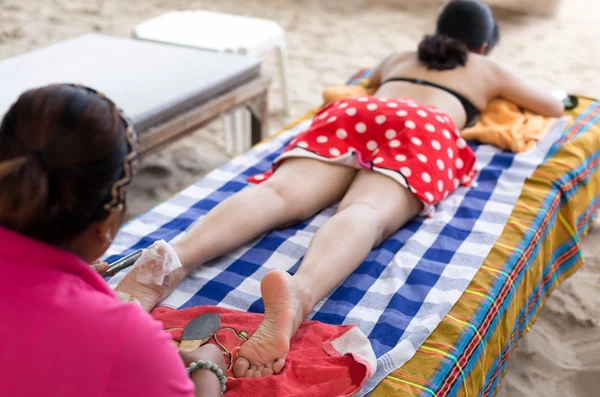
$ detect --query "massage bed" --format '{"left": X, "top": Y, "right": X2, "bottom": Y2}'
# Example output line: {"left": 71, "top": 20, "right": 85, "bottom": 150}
{"left": 105, "top": 69, "right": 600, "bottom": 396}
{"left": 371, "top": 105, "right": 600, "bottom": 397}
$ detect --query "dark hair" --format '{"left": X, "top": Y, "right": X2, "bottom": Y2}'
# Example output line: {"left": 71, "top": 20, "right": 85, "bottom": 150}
{"left": 418, "top": 0, "right": 499, "bottom": 70}
{"left": 0, "top": 84, "right": 138, "bottom": 245}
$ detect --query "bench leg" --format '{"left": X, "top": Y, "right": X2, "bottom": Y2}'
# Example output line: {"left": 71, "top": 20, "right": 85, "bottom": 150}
{"left": 222, "top": 112, "right": 236, "bottom": 154}
{"left": 248, "top": 91, "right": 269, "bottom": 146}
{"left": 234, "top": 107, "right": 251, "bottom": 154}
{"left": 275, "top": 37, "right": 291, "bottom": 116}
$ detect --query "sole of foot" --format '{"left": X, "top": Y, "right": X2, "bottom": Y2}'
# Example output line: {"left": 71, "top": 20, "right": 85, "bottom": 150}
{"left": 233, "top": 270, "right": 311, "bottom": 378}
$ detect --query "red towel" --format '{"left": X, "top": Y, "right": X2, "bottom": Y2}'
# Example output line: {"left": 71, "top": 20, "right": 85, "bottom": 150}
{"left": 153, "top": 306, "right": 376, "bottom": 397}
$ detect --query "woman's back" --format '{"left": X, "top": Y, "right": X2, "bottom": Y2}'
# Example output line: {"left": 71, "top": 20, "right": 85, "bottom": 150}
{"left": 374, "top": 51, "right": 498, "bottom": 128}
{"left": 370, "top": 0, "right": 563, "bottom": 129}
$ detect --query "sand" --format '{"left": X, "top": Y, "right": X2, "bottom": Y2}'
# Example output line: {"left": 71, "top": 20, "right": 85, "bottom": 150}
{"left": 1, "top": 0, "right": 598, "bottom": 395}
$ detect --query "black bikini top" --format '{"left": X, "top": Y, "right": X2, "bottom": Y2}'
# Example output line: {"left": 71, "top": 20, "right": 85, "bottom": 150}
{"left": 382, "top": 77, "right": 481, "bottom": 127}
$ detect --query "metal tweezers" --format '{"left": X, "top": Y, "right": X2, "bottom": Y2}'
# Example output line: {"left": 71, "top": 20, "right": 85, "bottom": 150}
{"left": 104, "top": 249, "right": 143, "bottom": 277}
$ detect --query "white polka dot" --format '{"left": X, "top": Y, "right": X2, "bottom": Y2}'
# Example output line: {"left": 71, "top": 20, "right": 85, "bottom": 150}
{"left": 373, "top": 157, "right": 384, "bottom": 164}
{"left": 372, "top": 148, "right": 380, "bottom": 155}
{"left": 456, "top": 158, "right": 464, "bottom": 169}
{"left": 254, "top": 174, "right": 266, "bottom": 181}
{"left": 411, "top": 137, "right": 422, "bottom": 146}
{"left": 418, "top": 154, "right": 428, "bottom": 163}
{"left": 443, "top": 191, "right": 449, "bottom": 199}
{"left": 389, "top": 140, "right": 401, "bottom": 148}
{"left": 378, "top": 98, "right": 389, "bottom": 102}
{"left": 444, "top": 116, "right": 451, "bottom": 123}
{"left": 438, "top": 180, "right": 444, "bottom": 192}
{"left": 386, "top": 102, "right": 399, "bottom": 108}
{"left": 318, "top": 111, "right": 329, "bottom": 120}
{"left": 385, "top": 129, "right": 397, "bottom": 140}
{"left": 455, "top": 129, "right": 461, "bottom": 136}
{"left": 329, "top": 148, "right": 341, "bottom": 156}
{"left": 396, "top": 154, "right": 407, "bottom": 162}
{"left": 436, "top": 115, "right": 445, "bottom": 123}
{"left": 408, "top": 102, "right": 418, "bottom": 108}
{"left": 447, "top": 148, "right": 454, "bottom": 159}
{"left": 367, "top": 140, "right": 378, "bottom": 151}
{"left": 317, "top": 136, "right": 329, "bottom": 143}
{"left": 297, "top": 141, "right": 308, "bottom": 148}
{"left": 375, "top": 115, "right": 387, "bottom": 124}
{"left": 396, "top": 110, "right": 408, "bottom": 117}
{"left": 425, "top": 192, "right": 434, "bottom": 202}
{"left": 417, "top": 110, "right": 428, "bottom": 117}
{"left": 422, "top": 172, "right": 431, "bottom": 183}
{"left": 355, "top": 122, "right": 367, "bottom": 133}
{"left": 457, "top": 138, "right": 466, "bottom": 149}
{"left": 338, "top": 102, "right": 348, "bottom": 109}
{"left": 401, "top": 167, "right": 412, "bottom": 176}
{"left": 405, "top": 120, "right": 416, "bottom": 129}
{"left": 336, "top": 129, "right": 348, "bottom": 139}
{"left": 358, "top": 97, "right": 369, "bottom": 102}
{"left": 367, "top": 103, "right": 378, "bottom": 111}
{"left": 443, "top": 129, "right": 452, "bottom": 139}
{"left": 437, "top": 159, "right": 445, "bottom": 170}
{"left": 448, "top": 169, "right": 453, "bottom": 180}
{"left": 327, "top": 116, "right": 337, "bottom": 123}
{"left": 346, "top": 108, "right": 357, "bottom": 116}
{"left": 431, "top": 140, "right": 441, "bottom": 150}
{"left": 425, "top": 124, "right": 436, "bottom": 132}
{"left": 454, "top": 178, "right": 460, "bottom": 189}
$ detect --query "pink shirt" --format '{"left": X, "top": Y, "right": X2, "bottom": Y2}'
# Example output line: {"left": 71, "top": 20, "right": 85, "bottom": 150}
{"left": 0, "top": 227, "right": 194, "bottom": 397}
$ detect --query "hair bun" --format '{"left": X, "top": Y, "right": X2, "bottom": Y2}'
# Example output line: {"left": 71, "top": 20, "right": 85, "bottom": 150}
{"left": 0, "top": 156, "right": 49, "bottom": 232}
{"left": 417, "top": 34, "right": 469, "bottom": 71}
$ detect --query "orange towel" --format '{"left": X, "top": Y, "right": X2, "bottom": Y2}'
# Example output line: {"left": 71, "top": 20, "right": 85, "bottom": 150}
{"left": 322, "top": 85, "right": 371, "bottom": 104}
{"left": 461, "top": 99, "right": 557, "bottom": 153}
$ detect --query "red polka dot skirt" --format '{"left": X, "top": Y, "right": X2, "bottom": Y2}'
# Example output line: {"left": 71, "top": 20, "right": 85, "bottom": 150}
{"left": 248, "top": 96, "right": 477, "bottom": 216}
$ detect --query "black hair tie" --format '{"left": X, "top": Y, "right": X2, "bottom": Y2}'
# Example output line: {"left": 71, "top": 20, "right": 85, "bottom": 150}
{"left": 30, "top": 149, "right": 51, "bottom": 170}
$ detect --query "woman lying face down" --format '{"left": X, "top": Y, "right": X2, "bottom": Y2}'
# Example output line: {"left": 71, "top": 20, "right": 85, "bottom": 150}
{"left": 0, "top": 84, "right": 225, "bottom": 397}
{"left": 115, "top": 0, "right": 564, "bottom": 381}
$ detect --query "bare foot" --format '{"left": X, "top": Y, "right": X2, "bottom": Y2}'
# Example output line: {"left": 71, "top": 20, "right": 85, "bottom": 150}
{"left": 114, "top": 266, "right": 185, "bottom": 312}
{"left": 233, "top": 270, "right": 312, "bottom": 378}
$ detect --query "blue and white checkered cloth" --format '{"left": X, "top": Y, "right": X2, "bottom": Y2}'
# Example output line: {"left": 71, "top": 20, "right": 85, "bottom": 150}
{"left": 107, "top": 116, "right": 566, "bottom": 395}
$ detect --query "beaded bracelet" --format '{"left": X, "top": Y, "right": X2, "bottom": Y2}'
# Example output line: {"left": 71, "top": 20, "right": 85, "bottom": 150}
{"left": 187, "top": 360, "right": 227, "bottom": 394}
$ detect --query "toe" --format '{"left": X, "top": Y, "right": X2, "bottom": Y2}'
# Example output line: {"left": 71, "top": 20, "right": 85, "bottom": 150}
{"left": 252, "top": 365, "right": 264, "bottom": 378}
{"left": 262, "top": 364, "right": 274, "bottom": 377}
{"left": 233, "top": 357, "right": 250, "bottom": 378}
{"left": 273, "top": 357, "right": 286, "bottom": 374}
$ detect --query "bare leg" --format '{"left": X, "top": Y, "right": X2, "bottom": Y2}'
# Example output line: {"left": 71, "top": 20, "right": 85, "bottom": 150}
{"left": 174, "top": 159, "right": 356, "bottom": 270}
{"left": 234, "top": 170, "right": 423, "bottom": 378}
{"left": 115, "top": 158, "right": 357, "bottom": 312}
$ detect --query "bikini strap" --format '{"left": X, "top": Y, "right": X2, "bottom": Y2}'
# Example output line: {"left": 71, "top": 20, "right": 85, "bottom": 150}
{"left": 382, "top": 77, "right": 480, "bottom": 126}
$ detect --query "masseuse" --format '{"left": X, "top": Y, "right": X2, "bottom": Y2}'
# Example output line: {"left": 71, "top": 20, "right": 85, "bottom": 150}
{"left": 0, "top": 84, "right": 226, "bottom": 397}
